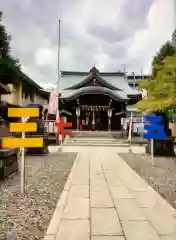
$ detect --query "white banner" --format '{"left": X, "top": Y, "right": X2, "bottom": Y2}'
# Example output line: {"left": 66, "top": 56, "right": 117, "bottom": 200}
{"left": 48, "top": 88, "right": 58, "bottom": 114}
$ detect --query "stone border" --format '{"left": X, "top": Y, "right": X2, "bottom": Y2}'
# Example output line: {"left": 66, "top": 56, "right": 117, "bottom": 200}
{"left": 62, "top": 135, "right": 70, "bottom": 145}
{"left": 43, "top": 152, "right": 80, "bottom": 239}
{"left": 48, "top": 135, "right": 70, "bottom": 153}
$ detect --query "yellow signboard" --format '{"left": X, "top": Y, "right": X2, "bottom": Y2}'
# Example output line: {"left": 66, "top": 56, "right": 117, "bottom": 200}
{"left": 10, "top": 122, "right": 37, "bottom": 132}
{"left": 2, "top": 137, "right": 43, "bottom": 148}
{"left": 8, "top": 108, "right": 39, "bottom": 117}
{"left": 2, "top": 108, "right": 43, "bottom": 148}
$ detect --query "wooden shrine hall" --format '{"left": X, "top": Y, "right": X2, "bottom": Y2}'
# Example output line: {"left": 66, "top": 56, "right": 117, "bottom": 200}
{"left": 59, "top": 67, "right": 142, "bottom": 131}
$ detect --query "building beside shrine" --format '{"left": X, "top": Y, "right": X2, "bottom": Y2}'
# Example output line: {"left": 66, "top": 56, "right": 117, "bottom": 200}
{"left": 59, "top": 67, "right": 144, "bottom": 131}
{"left": 0, "top": 71, "right": 49, "bottom": 122}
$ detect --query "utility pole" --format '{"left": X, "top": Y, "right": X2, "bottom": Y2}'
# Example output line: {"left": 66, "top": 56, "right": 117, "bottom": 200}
{"left": 132, "top": 72, "right": 136, "bottom": 87}
{"left": 123, "top": 64, "right": 127, "bottom": 81}
{"left": 56, "top": 20, "right": 61, "bottom": 144}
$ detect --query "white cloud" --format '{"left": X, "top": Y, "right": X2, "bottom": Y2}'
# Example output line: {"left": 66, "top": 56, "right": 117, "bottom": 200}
{"left": 35, "top": 48, "right": 57, "bottom": 66}
{"left": 0, "top": 0, "right": 174, "bottom": 84}
{"left": 94, "top": 53, "right": 110, "bottom": 71}
{"left": 126, "top": 0, "right": 174, "bottom": 74}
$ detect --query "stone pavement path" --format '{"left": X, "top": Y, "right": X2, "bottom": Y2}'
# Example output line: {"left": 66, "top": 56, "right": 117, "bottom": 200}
{"left": 45, "top": 147, "right": 176, "bottom": 240}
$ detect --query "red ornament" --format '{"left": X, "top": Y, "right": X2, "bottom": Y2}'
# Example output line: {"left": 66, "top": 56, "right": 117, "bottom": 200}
{"left": 56, "top": 118, "right": 72, "bottom": 136}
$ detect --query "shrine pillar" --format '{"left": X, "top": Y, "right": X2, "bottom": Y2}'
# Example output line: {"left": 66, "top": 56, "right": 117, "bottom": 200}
{"left": 76, "top": 107, "right": 80, "bottom": 131}
{"left": 107, "top": 108, "right": 112, "bottom": 131}
{"left": 92, "top": 108, "right": 95, "bottom": 131}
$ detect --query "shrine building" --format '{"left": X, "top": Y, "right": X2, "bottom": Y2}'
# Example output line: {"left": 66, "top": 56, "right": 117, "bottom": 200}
{"left": 59, "top": 67, "right": 143, "bottom": 131}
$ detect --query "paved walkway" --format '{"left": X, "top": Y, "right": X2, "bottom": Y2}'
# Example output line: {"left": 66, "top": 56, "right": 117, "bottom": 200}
{"left": 45, "top": 147, "right": 176, "bottom": 240}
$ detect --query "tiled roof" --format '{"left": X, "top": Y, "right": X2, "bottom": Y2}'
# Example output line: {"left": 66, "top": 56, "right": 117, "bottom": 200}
{"left": 21, "top": 72, "right": 42, "bottom": 90}
{"left": 60, "top": 72, "right": 141, "bottom": 95}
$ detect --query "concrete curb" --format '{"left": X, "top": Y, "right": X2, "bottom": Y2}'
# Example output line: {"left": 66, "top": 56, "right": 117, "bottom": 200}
{"left": 43, "top": 152, "right": 80, "bottom": 239}
{"left": 62, "top": 135, "right": 70, "bottom": 145}
{"left": 48, "top": 135, "right": 70, "bottom": 153}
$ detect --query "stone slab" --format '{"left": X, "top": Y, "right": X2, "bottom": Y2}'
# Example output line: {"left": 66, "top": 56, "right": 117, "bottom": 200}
{"left": 159, "top": 235, "right": 176, "bottom": 240}
{"left": 122, "top": 221, "right": 160, "bottom": 240}
{"left": 91, "top": 208, "right": 122, "bottom": 236}
{"left": 91, "top": 190, "right": 114, "bottom": 208}
{"left": 69, "top": 185, "right": 89, "bottom": 198}
{"left": 109, "top": 186, "right": 133, "bottom": 199}
{"left": 62, "top": 198, "right": 89, "bottom": 219}
{"left": 91, "top": 237, "right": 125, "bottom": 240}
{"left": 56, "top": 220, "right": 89, "bottom": 240}
{"left": 114, "top": 198, "right": 146, "bottom": 221}
{"left": 143, "top": 206, "right": 176, "bottom": 235}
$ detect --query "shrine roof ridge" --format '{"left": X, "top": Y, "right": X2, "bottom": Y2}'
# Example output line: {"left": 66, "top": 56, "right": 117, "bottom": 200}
{"left": 61, "top": 70, "right": 125, "bottom": 77}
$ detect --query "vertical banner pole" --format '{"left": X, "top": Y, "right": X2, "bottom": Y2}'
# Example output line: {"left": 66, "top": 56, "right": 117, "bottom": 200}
{"left": 56, "top": 19, "right": 61, "bottom": 145}
{"left": 133, "top": 72, "right": 136, "bottom": 87}
{"left": 142, "top": 115, "right": 144, "bottom": 137}
{"left": 20, "top": 117, "right": 25, "bottom": 194}
{"left": 151, "top": 138, "right": 154, "bottom": 165}
{"left": 128, "top": 111, "right": 133, "bottom": 151}
{"left": 141, "top": 68, "right": 145, "bottom": 138}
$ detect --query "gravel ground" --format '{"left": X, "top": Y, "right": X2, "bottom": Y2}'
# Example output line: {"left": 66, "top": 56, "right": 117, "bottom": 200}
{"left": 119, "top": 152, "right": 176, "bottom": 209}
{"left": 0, "top": 152, "right": 77, "bottom": 240}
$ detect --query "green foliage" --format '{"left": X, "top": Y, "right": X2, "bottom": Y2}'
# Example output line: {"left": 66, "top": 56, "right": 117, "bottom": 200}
{"left": 0, "top": 11, "right": 11, "bottom": 58}
{"left": 0, "top": 56, "right": 21, "bottom": 82}
{"left": 152, "top": 41, "right": 176, "bottom": 77}
{"left": 136, "top": 56, "right": 176, "bottom": 112}
{"left": 0, "top": 11, "right": 21, "bottom": 82}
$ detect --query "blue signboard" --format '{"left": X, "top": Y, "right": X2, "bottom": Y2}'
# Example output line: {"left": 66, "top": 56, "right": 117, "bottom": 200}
{"left": 143, "top": 116, "right": 168, "bottom": 140}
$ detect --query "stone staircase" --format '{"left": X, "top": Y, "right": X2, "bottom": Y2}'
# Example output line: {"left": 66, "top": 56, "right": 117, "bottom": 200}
{"left": 63, "top": 136, "right": 129, "bottom": 147}
{"left": 63, "top": 131, "right": 147, "bottom": 147}
{"left": 71, "top": 130, "right": 123, "bottom": 138}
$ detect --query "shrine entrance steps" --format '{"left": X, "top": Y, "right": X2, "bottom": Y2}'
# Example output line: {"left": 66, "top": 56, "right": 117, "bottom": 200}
{"left": 71, "top": 130, "right": 123, "bottom": 138}
{"left": 63, "top": 136, "right": 128, "bottom": 147}
{"left": 63, "top": 131, "right": 147, "bottom": 147}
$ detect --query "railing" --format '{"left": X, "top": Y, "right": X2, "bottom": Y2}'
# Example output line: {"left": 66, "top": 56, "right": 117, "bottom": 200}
{"left": 44, "top": 120, "right": 57, "bottom": 134}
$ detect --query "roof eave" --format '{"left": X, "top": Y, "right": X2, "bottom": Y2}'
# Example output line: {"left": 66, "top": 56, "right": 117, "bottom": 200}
{"left": 0, "top": 82, "right": 11, "bottom": 94}
{"left": 60, "top": 87, "right": 127, "bottom": 102}
{"left": 21, "top": 72, "right": 42, "bottom": 90}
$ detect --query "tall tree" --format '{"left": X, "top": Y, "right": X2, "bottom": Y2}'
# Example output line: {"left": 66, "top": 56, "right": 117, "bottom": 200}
{"left": 152, "top": 41, "right": 176, "bottom": 78}
{"left": 137, "top": 56, "right": 176, "bottom": 112}
{"left": 0, "top": 11, "right": 21, "bottom": 82}
{"left": 136, "top": 56, "right": 176, "bottom": 156}
{"left": 0, "top": 11, "right": 10, "bottom": 58}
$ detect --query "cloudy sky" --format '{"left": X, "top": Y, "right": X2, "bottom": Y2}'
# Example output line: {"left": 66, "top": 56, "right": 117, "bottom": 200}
{"left": 0, "top": 0, "right": 174, "bottom": 89}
